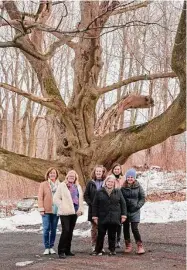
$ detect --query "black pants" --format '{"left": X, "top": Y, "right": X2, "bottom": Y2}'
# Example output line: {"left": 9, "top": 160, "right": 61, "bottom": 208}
{"left": 123, "top": 218, "right": 142, "bottom": 243}
{"left": 95, "top": 223, "right": 118, "bottom": 253}
{"left": 116, "top": 224, "right": 122, "bottom": 242}
{"left": 58, "top": 214, "right": 77, "bottom": 255}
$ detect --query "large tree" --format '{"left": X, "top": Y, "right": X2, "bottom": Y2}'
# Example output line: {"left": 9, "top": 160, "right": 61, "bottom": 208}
{"left": 0, "top": 1, "right": 186, "bottom": 184}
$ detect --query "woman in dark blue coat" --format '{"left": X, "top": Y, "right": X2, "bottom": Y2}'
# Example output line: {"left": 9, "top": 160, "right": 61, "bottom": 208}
{"left": 121, "top": 168, "right": 145, "bottom": 254}
{"left": 92, "top": 175, "right": 127, "bottom": 256}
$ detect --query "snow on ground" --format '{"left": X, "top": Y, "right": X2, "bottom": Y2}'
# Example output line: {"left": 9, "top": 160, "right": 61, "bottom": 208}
{"left": 0, "top": 201, "right": 186, "bottom": 234}
{"left": 0, "top": 210, "right": 41, "bottom": 233}
{"left": 0, "top": 170, "right": 186, "bottom": 234}
{"left": 137, "top": 170, "right": 186, "bottom": 195}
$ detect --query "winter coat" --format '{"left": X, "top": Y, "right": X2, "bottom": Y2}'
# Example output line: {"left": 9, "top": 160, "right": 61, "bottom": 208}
{"left": 121, "top": 180, "right": 145, "bottom": 222}
{"left": 84, "top": 180, "right": 103, "bottom": 221}
{"left": 53, "top": 182, "right": 84, "bottom": 216}
{"left": 38, "top": 181, "right": 58, "bottom": 214}
{"left": 92, "top": 187, "right": 127, "bottom": 226}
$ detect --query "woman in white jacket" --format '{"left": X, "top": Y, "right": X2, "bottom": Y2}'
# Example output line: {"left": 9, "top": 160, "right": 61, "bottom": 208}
{"left": 53, "top": 170, "right": 84, "bottom": 259}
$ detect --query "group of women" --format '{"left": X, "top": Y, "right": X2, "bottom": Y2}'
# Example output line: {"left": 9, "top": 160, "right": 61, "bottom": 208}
{"left": 38, "top": 163, "right": 145, "bottom": 259}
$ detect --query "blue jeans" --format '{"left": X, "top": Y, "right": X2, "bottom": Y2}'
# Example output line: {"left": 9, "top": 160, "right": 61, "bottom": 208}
{"left": 42, "top": 214, "right": 59, "bottom": 249}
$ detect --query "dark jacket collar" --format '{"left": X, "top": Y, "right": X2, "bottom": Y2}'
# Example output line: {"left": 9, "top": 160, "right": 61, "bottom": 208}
{"left": 123, "top": 180, "right": 140, "bottom": 189}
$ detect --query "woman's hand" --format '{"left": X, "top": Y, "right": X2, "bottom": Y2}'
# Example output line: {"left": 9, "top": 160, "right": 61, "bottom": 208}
{"left": 92, "top": 217, "right": 98, "bottom": 225}
{"left": 121, "top": 216, "right": 127, "bottom": 223}
{"left": 40, "top": 211, "right": 45, "bottom": 216}
{"left": 76, "top": 211, "right": 82, "bottom": 216}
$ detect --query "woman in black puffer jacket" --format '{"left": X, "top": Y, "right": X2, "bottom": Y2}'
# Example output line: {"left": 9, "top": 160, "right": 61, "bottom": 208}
{"left": 121, "top": 168, "right": 145, "bottom": 255}
{"left": 92, "top": 175, "right": 127, "bottom": 256}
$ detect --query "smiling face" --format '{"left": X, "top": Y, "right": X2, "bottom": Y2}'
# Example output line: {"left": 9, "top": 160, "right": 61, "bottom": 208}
{"left": 126, "top": 176, "right": 135, "bottom": 184}
{"left": 95, "top": 167, "right": 103, "bottom": 179}
{"left": 105, "top": 178, "right": 115, "bottom": 189}
{"left": 48, "top": 169, "right": 58, "bottom": 182}
{"left": 67, "top": 171, "right": 76, "bottom": 183}
{"left": 113, "top": 165, "right": 121, "bottom": 176}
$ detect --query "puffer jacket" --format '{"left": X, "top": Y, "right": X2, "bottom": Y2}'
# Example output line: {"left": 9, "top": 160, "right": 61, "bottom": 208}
{"left": 84, "top": 180, "right": 103, "bottom": 221}
{"left": 121, "top": 180, "right": 145, "bottom": 222}
{"left": 92, "top": 187, "right": 127, "bottom": 225}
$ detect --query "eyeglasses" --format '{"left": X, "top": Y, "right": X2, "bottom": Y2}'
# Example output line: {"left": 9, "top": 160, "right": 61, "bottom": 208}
{"left": 127, "top": 177, "right": 134, "bottom": 179}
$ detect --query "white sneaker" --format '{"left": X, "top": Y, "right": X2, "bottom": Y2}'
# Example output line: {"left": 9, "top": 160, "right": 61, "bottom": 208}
{"left": 49, "top": 248, "right": 56, "bottom": 254}
{"left": 43, "top": 248, "right": 50, "bottom": 255}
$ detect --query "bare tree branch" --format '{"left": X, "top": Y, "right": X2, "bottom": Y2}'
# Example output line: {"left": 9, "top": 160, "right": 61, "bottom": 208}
{"left": 0, "top": 83, "right": 66, "bottom": 113}
{"left": 112, "top": 0, "right": 150, "bottom": 15}
{"left": 52, "top": 1, "right": 66, "bottom": 6}
{"left": 95, "top": 94, "right": 154, "bottom": 136}
{"left": 0, "top": 41, "right": 17, "bottom": 48}
{"left": 99, "top": 72, "right": 177, "bottom": 94}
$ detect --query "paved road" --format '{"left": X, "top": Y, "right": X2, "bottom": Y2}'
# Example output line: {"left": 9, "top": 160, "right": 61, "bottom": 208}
{"left": 0, "top": 221, "right": 185, "bottom": 270}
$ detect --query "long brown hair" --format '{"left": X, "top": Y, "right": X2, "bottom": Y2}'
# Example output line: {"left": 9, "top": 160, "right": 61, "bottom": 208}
{"left": 90, "top": 165, "right": 107, "bottom": 180}
{"left": 45, "top": 167, "right": 59, "bottom": 181}
{"left": 111, "top": 163, "right": 123, "bottom": 176}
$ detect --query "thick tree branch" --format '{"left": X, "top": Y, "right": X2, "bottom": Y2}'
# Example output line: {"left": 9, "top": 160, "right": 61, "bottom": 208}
{"left": 95, "top": 94, "right": 154, "bottom": 135}
{"left": 92, "top": 90, "right": 185, "bottom": 168}
{"left": 172, "top": 121, "right": 186, "bottom": 136}
{"left": 171, "top": 2, "right": 186, "bottom": 83}
{"left": 0, "top": 147, "right": 72, "bottom": 182}
{"left": 99, "top": 72, "right": 177, "bottom": 94}
{"left": 92, "top": 3, "right": 186, "bottom": 169}
{"left": 0, "top": 83, "right": 67, "bottom": 113}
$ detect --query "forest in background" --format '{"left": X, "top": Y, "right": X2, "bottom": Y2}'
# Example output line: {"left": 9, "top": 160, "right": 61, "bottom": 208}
{"left": 0, "top": 0, "right": 185, "bottom": 197}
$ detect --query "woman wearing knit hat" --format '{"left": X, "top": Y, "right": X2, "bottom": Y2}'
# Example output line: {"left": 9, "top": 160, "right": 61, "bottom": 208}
{"left": 92, "top": 175, "right": 127, "bottom": 256}
{"left": 121, "top": 168, "right": 145, "bottom": 254}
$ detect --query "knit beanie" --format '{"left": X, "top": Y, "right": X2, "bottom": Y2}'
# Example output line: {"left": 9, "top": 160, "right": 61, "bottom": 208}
{"left": 125, "top": 168, "right": 136, "bottom": 180}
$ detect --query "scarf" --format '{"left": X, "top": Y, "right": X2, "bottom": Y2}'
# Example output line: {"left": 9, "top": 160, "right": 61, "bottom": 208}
{"left": 48, "top": 179, "right": 59, "bottom": 214}
{"left": 48, "top": 179, "right": 59, "bottom": 194}
{"left": 67, "top": 182, "right": 79, "bottom": 211}
{"left": 104, "top": 187, "right": 114, "bottom": 197}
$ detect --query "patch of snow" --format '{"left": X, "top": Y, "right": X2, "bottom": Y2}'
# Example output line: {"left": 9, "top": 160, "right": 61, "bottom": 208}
{"left": 141, "top": 200, "right": 186, "bottom": 223}
{"left": 76, "top": 203, "right": 88, "bottom": 224}
{"left": 0, "top": 210, "right": 41, "bottom": 233}
{"left": 74, "top": 228, "right": 90, "bottom": 237}
{"left": 137, "top": 170, "right": 186, "bottom": 195}
{"left": 16, "top": 261, "right": 33, "bottom": 267}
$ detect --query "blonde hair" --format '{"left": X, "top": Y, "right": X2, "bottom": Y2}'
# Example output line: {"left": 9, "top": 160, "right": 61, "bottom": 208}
{"left": 104, "top": 174, "right": 116, "bottom": 186}
{"left": 45, "top": 167, "right": 59, "bottom": 181}
{"left": 64, "top": 170, "right": 79, "bottom": 185}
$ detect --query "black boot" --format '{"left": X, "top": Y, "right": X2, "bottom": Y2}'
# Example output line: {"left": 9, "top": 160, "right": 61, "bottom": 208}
{"left": 65, "top": 251, "right": 75, "bottom": 256}
{"left": 59, "top": 253, "right": 66, "bottom": 259}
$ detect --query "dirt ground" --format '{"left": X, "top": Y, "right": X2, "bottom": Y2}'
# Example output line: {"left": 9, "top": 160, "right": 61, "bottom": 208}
{"left": 0, "top": 221, "right": 186, "bottom": 270}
